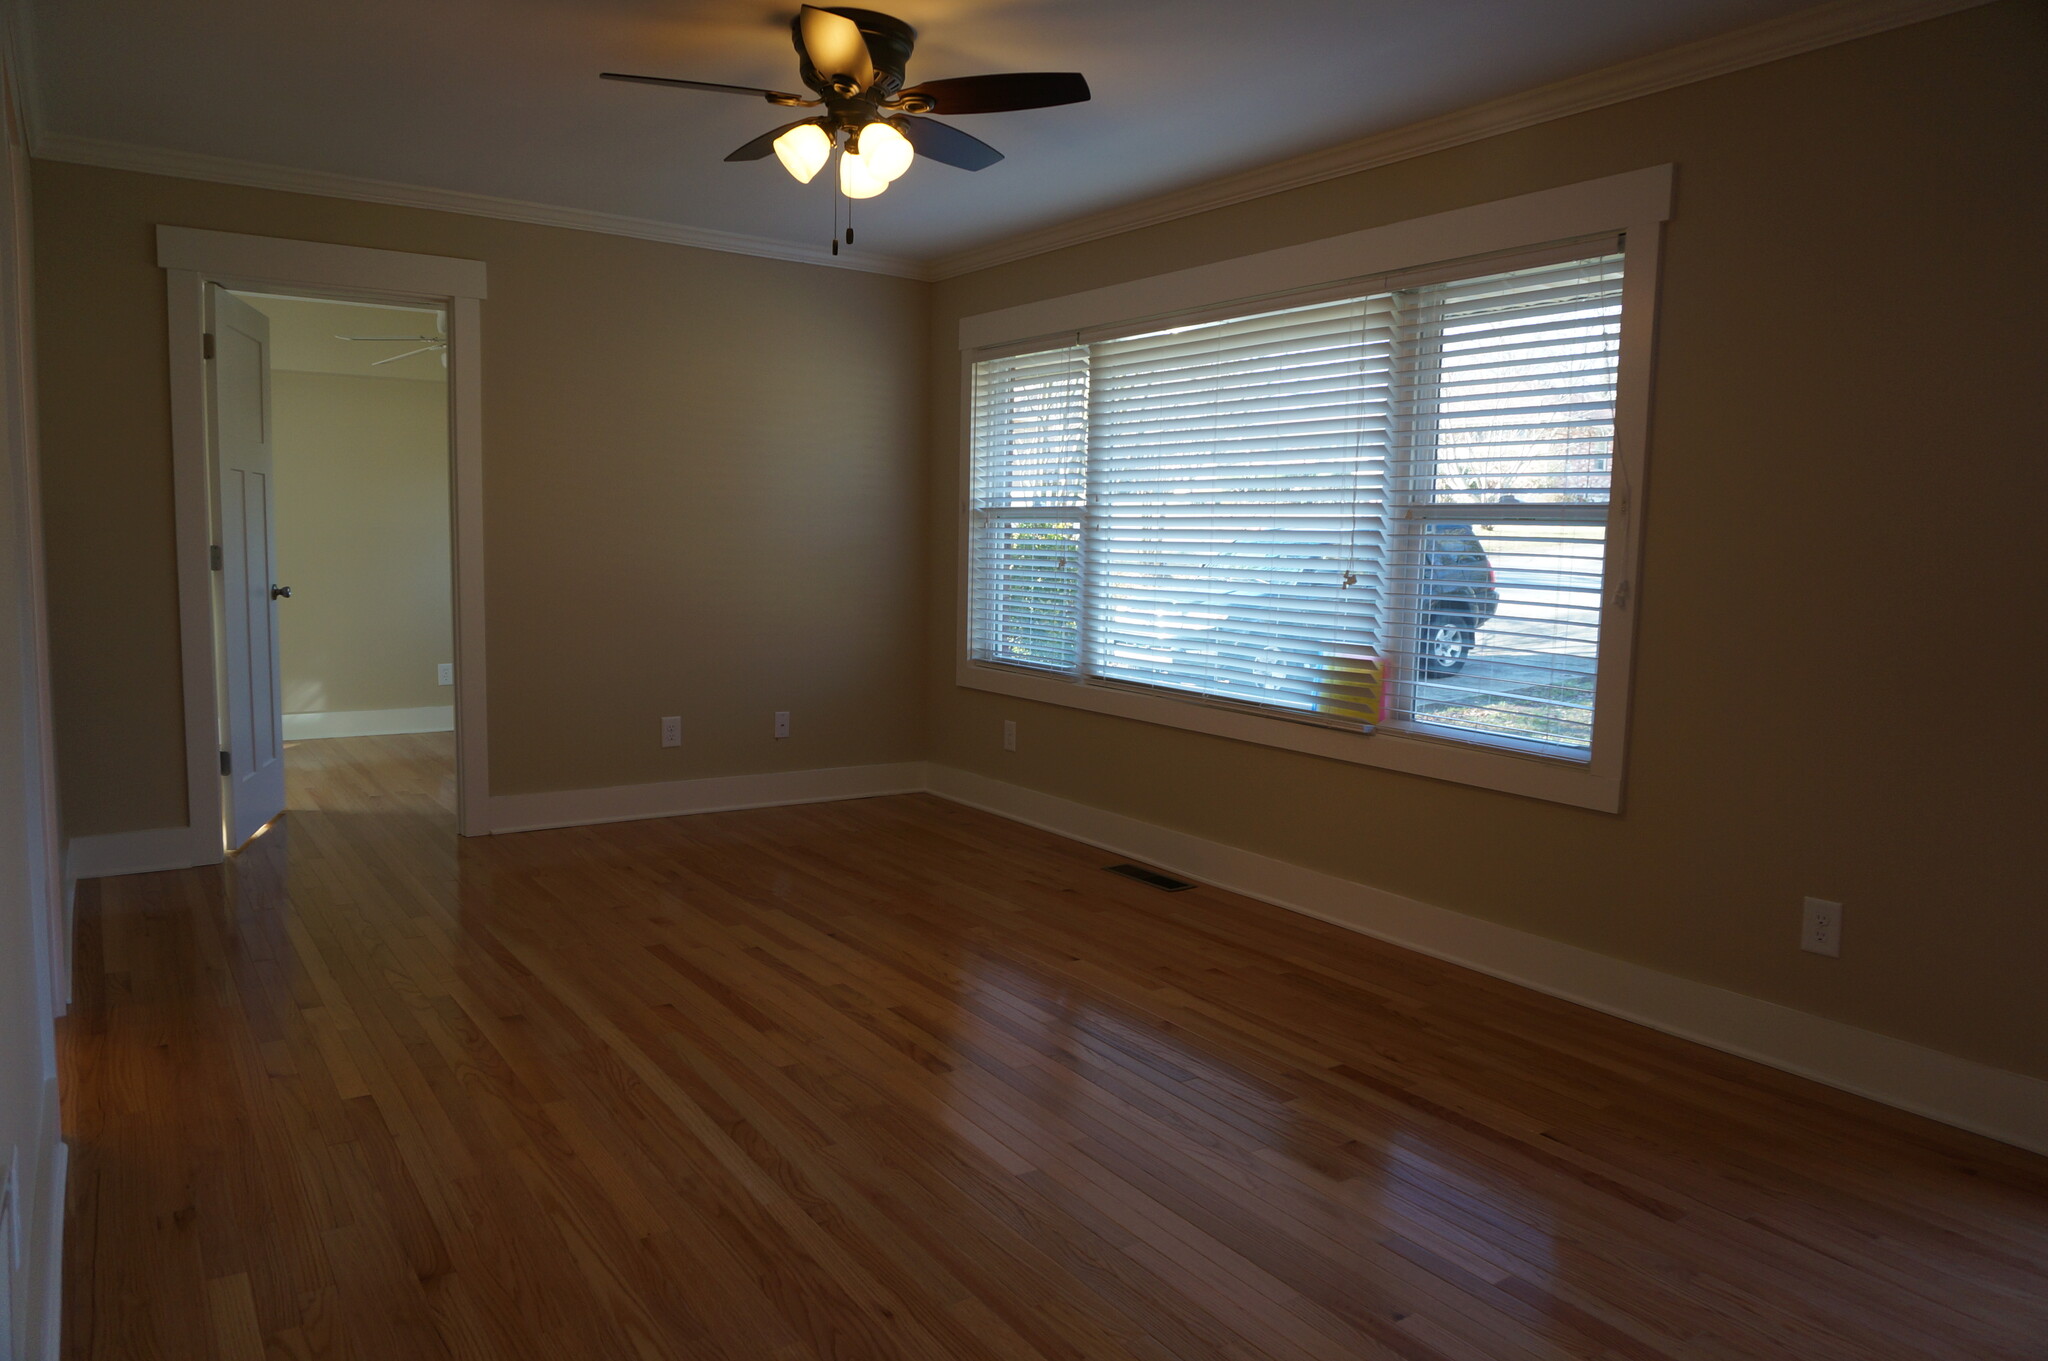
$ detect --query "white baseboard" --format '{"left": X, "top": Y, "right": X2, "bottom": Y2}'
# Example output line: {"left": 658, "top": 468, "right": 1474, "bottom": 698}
{"left": 924, "top": 765, "right": 2048, "bottom": 1157}
{"left": 68, "top": 824, "right": 219, "bottom": 879}
{"left": 486, "top": 761, "right": 931, "bottom": 835}
{"left": 61, "top": 753, "right": 2044, "bottom": 1154}
{"left": 283, "top": 705, "right": 454, "bottom": 740}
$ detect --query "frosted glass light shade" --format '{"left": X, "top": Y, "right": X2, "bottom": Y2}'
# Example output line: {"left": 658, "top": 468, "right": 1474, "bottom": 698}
{"left": 772, "top": 123, "right": 832, "bottom": 183}
{"left": 859, "top": 121, "right": 914, "bottom": 182}
{"left": 838, "top": 147, "right": 889, "bottom": 199}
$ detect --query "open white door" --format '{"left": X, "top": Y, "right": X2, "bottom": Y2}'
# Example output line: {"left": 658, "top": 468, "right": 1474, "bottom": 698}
{"left": 208, "top": 286, "right": 287, "bottom": 847}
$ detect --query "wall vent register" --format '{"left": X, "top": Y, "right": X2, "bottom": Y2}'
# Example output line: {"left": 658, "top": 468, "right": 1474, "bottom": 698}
{"left": 1104, "top": 863, "right": 1196, "bottom": 892}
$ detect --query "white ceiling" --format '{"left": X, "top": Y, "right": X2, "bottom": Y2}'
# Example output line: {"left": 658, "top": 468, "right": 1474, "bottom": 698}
{"left": 26, "top": 0, "right": 1843, "bottom": 265}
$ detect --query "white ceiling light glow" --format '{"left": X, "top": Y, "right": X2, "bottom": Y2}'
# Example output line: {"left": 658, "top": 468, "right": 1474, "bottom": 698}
{"left": 835, "top": 120, "right": 914, "bottom": 198}
{"left": 857, "top": 121, "right": 913, "bottom": 182}
{"left": 771, "top": 123, "right": 833, "bottom": 184}
{"left": 837, "top": 142, "right": 890, "bottom": 198}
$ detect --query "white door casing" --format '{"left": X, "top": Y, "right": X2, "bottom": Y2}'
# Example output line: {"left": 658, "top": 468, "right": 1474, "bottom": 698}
{"left": 208, "top": 285, "right": 288, "bottom": 846}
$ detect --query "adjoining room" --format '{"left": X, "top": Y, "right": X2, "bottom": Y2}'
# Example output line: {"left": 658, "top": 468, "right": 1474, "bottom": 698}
{"left": 238, "top": 293, "right": 459, "bottom": 824}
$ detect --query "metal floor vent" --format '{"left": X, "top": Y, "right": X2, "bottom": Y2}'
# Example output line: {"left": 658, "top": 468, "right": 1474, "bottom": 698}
{"left": 1104, "top": 863, "right": 1196, "bottom": 892}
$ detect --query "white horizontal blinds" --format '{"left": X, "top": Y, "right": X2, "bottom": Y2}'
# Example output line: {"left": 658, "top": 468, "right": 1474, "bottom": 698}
{"left": 1384, "top": 252, "right": 1624, "bottom": 752}
{"left": 968, "top": 346, "right": 1089, "bottom": 672}
{"left": 1084, "top": 297, "right": 1392, "bottom": 724}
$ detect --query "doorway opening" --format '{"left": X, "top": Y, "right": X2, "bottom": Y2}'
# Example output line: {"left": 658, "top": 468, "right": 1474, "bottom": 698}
{"left": 160, "top": 225, "right": 490, "bottom": 860}
{"left": 230, "top": 290, "right": 457, "bottom": 833}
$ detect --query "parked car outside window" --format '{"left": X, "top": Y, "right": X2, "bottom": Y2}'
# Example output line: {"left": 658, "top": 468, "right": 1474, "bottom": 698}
{"left": 1418, "top": 523, "right": 1499, "bottom": 678}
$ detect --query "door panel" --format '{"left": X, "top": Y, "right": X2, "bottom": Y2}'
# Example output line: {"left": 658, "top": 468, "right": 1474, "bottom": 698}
{"left": 210, "top": 287, "right": 286, "bottom": 847}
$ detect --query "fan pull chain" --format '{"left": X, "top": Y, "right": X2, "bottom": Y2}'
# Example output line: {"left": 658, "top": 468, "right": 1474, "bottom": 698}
{"left": 831, "top": 183, "right": 840, "bottom": 255}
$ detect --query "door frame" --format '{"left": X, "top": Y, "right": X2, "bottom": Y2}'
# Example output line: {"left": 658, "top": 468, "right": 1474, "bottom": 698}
{"left": 159, "top": 225, "right": 491, "bottom": 846}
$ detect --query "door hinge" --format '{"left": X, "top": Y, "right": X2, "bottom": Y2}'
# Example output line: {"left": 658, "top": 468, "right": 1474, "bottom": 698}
{"left": 210, "top": 544, "right": 223, "bottom": 571}
{"left": 219, "top": 749, "right": 232, "bottom": 775}
{"left": 202, "top": 332, "right": 216, "bottom": 360}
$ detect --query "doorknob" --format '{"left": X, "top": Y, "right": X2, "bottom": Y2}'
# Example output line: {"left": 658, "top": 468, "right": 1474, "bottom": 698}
{"left": 271, "top": 585, "right": 293, "bottom": 599}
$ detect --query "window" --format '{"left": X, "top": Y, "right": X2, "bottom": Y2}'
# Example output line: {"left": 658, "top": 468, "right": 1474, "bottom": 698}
{"left": 1380, "top": 253, "right": 1623, "bottom": 753}
{"left": 957, "top": 168, "right": 1669, "bottom": 810}
{"left": 969, "top": 245, "right": 1625, "bottom": 764}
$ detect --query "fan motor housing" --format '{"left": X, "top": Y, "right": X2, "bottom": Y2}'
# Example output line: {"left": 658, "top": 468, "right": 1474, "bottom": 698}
{"left": 794, "top": 7, "right": 916, "bottom": 100}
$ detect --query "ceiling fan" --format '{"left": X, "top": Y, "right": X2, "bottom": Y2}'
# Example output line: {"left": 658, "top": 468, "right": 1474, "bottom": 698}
{"left": 335, "top": 331, "right": 447, "bottom": 367}
{"left": 600, "top": 5, "right": 1090, "bottom": 200}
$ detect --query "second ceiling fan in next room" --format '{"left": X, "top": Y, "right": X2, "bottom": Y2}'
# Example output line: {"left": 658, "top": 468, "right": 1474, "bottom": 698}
{"left": 601, "top": 5, "right": 1091, "bottom": 211}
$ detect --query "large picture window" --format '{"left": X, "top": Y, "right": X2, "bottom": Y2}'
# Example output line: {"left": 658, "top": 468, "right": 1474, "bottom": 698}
{"left": 969, "top": 243, "right": 1625, "bottom": 760}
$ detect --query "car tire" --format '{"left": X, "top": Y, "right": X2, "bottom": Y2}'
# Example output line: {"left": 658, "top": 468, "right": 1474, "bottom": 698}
{"left": 1419, "top": 610, "right": 1475, "bottom": 679}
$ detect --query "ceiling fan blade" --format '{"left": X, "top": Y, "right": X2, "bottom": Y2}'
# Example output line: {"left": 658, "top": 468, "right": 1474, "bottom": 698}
{"left": 797, "top": 6, "right": 874, "bottom": 91}
{"left": 896, "top": 73, "right": 1091, "bottom": 115}
{"left": 370, "top": 345, "right": 442, "bottom": 366}
{"left": 600, "top": 72, "right": 797, "bottom": 101}
{"left": 892, "top": 116, "right": 1003, "bottom": 171}
{"left": 724, "top": 120, "right": 815, "bottom": 162}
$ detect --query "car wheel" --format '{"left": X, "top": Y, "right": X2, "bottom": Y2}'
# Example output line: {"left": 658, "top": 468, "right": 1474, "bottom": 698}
{"left": 1419, "top": 611, "right": 1475, "bottom": 679}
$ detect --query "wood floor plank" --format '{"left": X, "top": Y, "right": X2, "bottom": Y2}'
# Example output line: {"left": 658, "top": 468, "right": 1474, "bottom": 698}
{"left": 58, "top": 733, "right": 2048, "bottom": 1360}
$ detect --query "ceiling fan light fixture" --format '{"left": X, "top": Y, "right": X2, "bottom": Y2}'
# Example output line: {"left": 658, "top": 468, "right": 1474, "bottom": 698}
{"left": 838, "top": 146, "right": 890, "bottom": 199}
{"left": 772, "top": 122, "right": 833, "bottom": 183}
{"left": 603, "top": 6, "right": 1091, "bottom": 210}
{"left": 858, "top": 120, "right": 914, "bottom": 182}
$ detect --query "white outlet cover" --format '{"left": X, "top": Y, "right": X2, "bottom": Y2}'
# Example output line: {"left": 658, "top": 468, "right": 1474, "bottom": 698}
{"left": 437, "top": 662, "right": 454, "bottom": 686}
{"left": 773, "top": 711, "right": 791, "bottom": 739}
{"left": 1801, "top": 897, "right": 1842, "bottom": 957}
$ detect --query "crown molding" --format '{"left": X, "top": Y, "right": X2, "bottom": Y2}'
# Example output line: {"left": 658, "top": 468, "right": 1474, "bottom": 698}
{"left": 31, "top": 133, "right": 929, "bottom": 280}
{"left": 924, "top": 0, "right": 1996, "bottom": 280}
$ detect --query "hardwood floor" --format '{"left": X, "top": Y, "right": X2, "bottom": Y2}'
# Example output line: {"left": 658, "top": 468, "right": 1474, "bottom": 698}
{"left": 60, "top": 734, "right": 2048, "bottom": 1360}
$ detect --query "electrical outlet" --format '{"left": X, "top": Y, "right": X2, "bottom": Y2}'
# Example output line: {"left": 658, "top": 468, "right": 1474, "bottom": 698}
{"left": 660, "top": 716, "right": 682, "bottom": 748}
{"left": 437, "top": 662, "right": 454, "bottom": 686}
{"left": 773, "top": 710, "right": 791, "bottom": 739}
{"left": 1801, "top": 897, "right": 1842, "bottom": 957}
{"left": 1002, "top": 719, "right": 1017, "bottom": 752}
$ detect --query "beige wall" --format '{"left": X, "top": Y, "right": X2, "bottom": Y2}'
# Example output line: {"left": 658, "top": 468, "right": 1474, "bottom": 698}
{"left": 269, "top": 369, "right": 452, "bottom": 716}
{"left": 34, "top": 159, "right": 927, "bottom": 832}
{"left": 245, "top": 294, "right": 454, "bottom": 719}
{"left": 925, "top": 2, "right": 2048, "bottom": 1079}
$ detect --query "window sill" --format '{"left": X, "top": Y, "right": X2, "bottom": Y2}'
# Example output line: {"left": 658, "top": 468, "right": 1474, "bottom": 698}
{"left": 956, "top": 660, "right": 1622, "bottom": 812}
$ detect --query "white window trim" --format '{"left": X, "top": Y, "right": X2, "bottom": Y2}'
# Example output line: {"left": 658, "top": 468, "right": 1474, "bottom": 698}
{"left": 954, "top": 167, "right": 1671, "bottom": 813}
